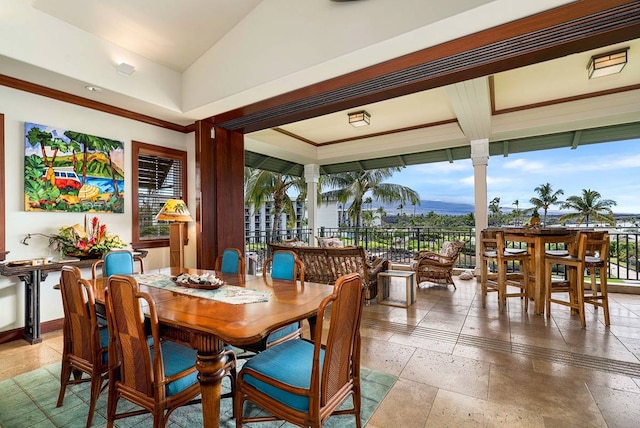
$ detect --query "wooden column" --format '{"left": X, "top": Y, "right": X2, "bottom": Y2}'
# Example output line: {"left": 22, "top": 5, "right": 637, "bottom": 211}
{"left": 194, "top": 121, "right": 245, "bottom": 269}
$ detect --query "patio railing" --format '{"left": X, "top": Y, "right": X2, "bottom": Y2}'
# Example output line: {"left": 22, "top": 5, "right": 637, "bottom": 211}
{"left": 245, "top": 227, "right": 640, "bottom": 282}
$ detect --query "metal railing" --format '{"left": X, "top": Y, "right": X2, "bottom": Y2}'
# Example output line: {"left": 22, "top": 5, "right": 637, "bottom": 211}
{"left": 244, "top": 227, "right": 640, "bottom": 282}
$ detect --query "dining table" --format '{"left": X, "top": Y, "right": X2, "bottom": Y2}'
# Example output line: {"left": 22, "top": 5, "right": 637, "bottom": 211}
{"left": 92, "top": 267, "right": 334, "bottom": 428}
{"left": 499, "top": 227, "right": 578, "bottom": 314}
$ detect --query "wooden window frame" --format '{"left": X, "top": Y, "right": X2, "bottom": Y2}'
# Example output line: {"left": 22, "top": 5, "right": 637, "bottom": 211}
{"left": 131, "top": 141, "right": 187, "bottom": 249}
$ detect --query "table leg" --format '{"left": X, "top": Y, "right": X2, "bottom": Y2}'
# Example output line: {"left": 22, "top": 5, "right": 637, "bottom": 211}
{"left": 18, "top": 269, "right": 47, "bottom": 344}
{"left": 534, "top": 241, "right": 545, "bottom": 314}
{"left": 192, "top": 335, "right": 227, "bottom": 428}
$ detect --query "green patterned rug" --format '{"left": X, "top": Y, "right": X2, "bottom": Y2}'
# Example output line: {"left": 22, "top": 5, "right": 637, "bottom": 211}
{"left": 0, "top": 361, "right": 396, "bottom": 427}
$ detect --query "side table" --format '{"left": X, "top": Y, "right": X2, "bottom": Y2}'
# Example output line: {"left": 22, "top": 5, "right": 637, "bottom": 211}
{"left": 377, "top": 270, "right": 417, "bottom": 308}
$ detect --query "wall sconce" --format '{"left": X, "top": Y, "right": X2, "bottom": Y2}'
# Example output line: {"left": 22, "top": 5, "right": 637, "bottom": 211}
{"left": 116, "top": 62, "right": 136, "bottom": 76}
{"left": 348, "top": 110, "right": 370, "bottom": 127}
{"left": 155, "top": 199, "right": 193, "bottom": 271}
{"left": 587, "top": 48, "right": 628, "bottom": 79}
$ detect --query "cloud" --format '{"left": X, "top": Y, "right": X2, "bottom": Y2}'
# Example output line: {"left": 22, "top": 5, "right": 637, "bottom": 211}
{"left": 502, "top": 158, "right": 546, "bottom": 172}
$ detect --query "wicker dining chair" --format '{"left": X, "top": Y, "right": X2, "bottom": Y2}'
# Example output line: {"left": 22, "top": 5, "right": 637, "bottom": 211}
{"left": 56, "top": 265, "right": 109, "bottom": 428}
{"left": 241, "top": 250, "right": 306, "bottom": 354}
{"left": 235, "top": 272, "right": 365, "bottom": 428}
{"left": 215, "top": 247, "right": 245, "bottom": 274}
{"left": 104, "top": 274, "right": 236, "bottom": 427}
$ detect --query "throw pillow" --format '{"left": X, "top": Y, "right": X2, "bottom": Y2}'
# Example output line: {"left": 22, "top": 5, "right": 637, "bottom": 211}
{"left": 317, "top": 237, "right": 344, "bottom": 248}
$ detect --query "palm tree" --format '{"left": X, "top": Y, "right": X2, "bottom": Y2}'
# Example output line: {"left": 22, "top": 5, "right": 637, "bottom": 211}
{"left": 321, "top": 168, "right": 419, "bottom": 245}
{"left": 488, "top": 197, "right": 502, "bottom": 226}
{"left": 559, "top": 189, "right": 616, "bottom": 226}
{"left": 244, "top": 168, "right": 307, "bottom": 242}
{"left": 512, "top": 199, "right": 521, "bottom": 226}
{"left": 529, "top": 183, "right": 564, "bottom": 226}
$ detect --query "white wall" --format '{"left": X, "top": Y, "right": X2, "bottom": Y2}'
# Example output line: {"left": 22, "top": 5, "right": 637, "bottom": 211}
{"left": 0, "top": 86, "right": 194, "bottom": 334}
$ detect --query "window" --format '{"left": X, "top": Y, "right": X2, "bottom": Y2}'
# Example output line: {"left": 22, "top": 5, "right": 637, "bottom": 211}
{"left": 132, "top": 141, "right": 187, "bottom": 249}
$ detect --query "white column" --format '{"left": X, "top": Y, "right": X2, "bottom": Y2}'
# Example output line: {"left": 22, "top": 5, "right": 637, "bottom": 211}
{"left": 304, "top": 164, "right": 320, "bottom": 245}
{"left": 471, "top": 139, "right": 489, "bottom": 273}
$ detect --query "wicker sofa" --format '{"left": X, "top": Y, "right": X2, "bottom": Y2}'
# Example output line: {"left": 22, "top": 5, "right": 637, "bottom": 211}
{"left": 268, "top": 244, "right": 389, "bottom": 302}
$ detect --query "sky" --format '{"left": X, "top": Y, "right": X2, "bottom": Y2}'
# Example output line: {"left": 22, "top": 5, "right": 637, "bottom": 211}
{"left": 389, "top": 138, "right": 640, "bottom": 215}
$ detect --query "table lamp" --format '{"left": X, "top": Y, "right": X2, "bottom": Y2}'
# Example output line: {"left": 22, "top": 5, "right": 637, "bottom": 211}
{"left": 155, "top": 199, "right": 193, "bottom": 270}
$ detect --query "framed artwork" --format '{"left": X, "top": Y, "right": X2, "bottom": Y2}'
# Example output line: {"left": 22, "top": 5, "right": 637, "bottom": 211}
{"left": 24, "top": 122, "right": 125, "bottom": 213}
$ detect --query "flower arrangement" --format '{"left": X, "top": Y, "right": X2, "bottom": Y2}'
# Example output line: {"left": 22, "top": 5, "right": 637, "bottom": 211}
{"left": 49, "top": 216, "right": 126, "bottom": 258}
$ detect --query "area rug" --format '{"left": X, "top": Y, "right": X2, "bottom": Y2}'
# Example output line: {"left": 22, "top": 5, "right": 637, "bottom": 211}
{"left": 0, "top": 361, "right": 396, "bottom": 427}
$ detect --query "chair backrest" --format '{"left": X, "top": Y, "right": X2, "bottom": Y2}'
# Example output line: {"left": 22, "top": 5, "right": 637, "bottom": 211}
{"left": 216, "top": 248, "right": 245, "bottom": 274}
{"left": 92, "top": 250, "right": 145, "bottom": 279}
{"left": 105, "top": 275, "right": 162, "bottom": 398}
{"left": 59, "top": 265, "right": 104, "bottom": 365}
{"left": 263, "top": 250, "right": 305, "bottom": 283}
{"left": 312, "top": 273, "right": 364, "bottom": 407}
{"left": 439, "top": 240, "right": 466, "bottom": 259}
{"left": 579, "top": 231, "right": 609, "bottom": 263}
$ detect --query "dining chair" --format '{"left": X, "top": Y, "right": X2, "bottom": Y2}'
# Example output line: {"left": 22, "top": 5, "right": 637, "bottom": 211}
{"left": 544, "top": 230, "right": 610, "bottom": 327}
{"left": 56, "top": 265, "right": 109, "bottom": 428}
{"left": 104, "top": 274, "right": 236, "bottom": 427}
{"left": 235, "top": 272, "right": 365, "bottom": 427}
{"left": 480, "top": 229, "right": 530, "bottom": 312}
{"left": 239, "top": 250, "right": 306, "bottom": 353}
{"left": 91, "top": 249, "right": 145, "bottom": 279}
{"left": 215, "top": 247, "right": 245, "bottom": 274}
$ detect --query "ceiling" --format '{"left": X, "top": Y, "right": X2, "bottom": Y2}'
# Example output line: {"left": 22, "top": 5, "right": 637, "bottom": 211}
{"left": 2, "top": 0, "right": 639, "bottom": 175}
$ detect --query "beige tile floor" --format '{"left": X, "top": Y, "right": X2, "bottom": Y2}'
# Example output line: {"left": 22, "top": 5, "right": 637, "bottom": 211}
{"left": 2, "top": 277, "right": 640, "bottom": 427}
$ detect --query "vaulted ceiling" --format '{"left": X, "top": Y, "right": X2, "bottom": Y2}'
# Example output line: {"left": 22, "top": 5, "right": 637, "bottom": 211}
{"left": 1, "top": 0, "right": 639, "bottom": 176}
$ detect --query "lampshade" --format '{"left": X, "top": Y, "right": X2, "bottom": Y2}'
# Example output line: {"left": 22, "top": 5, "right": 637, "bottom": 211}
{"left": 587, "top": 48, "right": 628, "bottom": 79}
{"left": 348, "top": 110, "right": 370, "bottom": 127}
{"left": 155, "top": 199, "right": 193, "bottom": 222}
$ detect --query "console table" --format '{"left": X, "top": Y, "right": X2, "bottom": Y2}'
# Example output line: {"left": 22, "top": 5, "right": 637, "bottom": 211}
{"left": 0, "top": 250, "right": 148, "bottom": 344}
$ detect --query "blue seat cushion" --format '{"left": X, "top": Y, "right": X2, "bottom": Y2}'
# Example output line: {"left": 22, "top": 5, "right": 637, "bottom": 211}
{"left": 99, "top": 326, "right": 110, "bottom": 364}
{"left": 104, "top": 252, "right": 134, "bottom": 276}
{"left": 152, "top": 341, "right": 199, "bottom": 397}
{"left": 243, "top": 339, "right": 324, "bottom": 412}
{"left": 221, "top": 250, "right": 240, "bottom": 274}
{"left": 271, "top": 252, "right": 296, "bottom": 280}
{"left": 266, "top": 322, "right": 300, "bottom": 345}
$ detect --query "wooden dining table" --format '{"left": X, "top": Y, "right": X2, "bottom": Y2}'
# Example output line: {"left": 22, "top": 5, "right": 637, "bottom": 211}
{"left": 92, "top": 267, "right": 334, "bottom": 428}
{"left": 499, "top": 227, "right": 578, "bottom": 314}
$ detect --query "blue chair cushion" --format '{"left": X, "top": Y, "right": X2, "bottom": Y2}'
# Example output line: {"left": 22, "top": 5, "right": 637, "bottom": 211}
{"left": 266, "top": 322, "right": 300, "bottom": 345}
{"left": 99, "top": 326, "right": 110, "bottom": 364}
{"left": 152, "top": 341, "right": 199, "bottom": 397}
{"left": 221, "top": 250, "right": 240, "bottom": 274}
{"left": 243, "top": 339, "right": 324, "bottom": 412}
{"left": 271, "top": 252, "right": 296, "bottom": 280}
{"left": 104, "top": 252, "right": 134, "bottom": 276}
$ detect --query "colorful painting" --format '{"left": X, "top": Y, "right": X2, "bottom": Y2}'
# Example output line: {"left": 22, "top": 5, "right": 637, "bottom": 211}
{"left": 24, "top": 122, "right": 125, "bottom": 213}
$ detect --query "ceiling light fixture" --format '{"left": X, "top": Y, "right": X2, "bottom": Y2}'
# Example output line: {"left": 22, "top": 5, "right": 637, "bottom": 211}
{"left": 85, "top": 85, "right": 102, "bottom": 92}
{"left": 116, "top": 62, "right": 136, "bottom": 76}
{"left": 587, "top": 48, "right": 628, "bottom": 79}
{"left": 348, "top": 110, "right": 370, "bottom": 127}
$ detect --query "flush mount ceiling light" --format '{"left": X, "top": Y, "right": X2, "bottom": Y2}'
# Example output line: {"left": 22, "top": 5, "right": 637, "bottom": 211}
{"left": 85, "top": 85, "right": 102, "bottom": 92}
{"left": 116, "top": 62, "right": 136, "bottom": 76}
{"left": 587, "top": 48, "right": 628, "bottom": 79}
{"left": 348, "top": 110, "right": 370, "bottom": 127}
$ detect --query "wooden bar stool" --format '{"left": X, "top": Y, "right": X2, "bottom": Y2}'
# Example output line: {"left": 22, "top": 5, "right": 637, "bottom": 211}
{"left": 480, "top": 229, "right": 531, "bottom": 312}
{"left": 544, "top": 231, "right": 610, "bottom": 327}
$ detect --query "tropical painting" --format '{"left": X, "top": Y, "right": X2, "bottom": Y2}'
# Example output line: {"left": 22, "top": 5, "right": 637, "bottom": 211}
{"left": 24, "top": 122, "right": 125, "bottom": 213}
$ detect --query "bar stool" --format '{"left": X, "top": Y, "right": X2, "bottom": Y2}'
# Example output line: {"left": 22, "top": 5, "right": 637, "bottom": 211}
{"left": 544, "top": 231, "right": 610, "bottom": 327}
{"left": 480, "top": 229, "right": 531, "bottom": 312}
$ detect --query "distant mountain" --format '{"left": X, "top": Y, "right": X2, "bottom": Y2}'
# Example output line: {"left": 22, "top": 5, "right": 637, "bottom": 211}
{"left": 377, "top": 200, "right": 475, "bottom": 216}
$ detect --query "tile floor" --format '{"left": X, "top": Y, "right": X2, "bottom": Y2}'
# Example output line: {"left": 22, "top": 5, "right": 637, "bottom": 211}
{"left": 2, "top": 276, "right": 640, "bottom": 427}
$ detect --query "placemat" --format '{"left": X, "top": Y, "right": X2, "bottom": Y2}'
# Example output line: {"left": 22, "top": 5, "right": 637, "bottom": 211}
{"left": 132, "top": 273, "right": 271, "bottom": 305}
